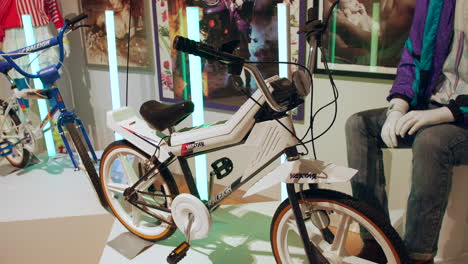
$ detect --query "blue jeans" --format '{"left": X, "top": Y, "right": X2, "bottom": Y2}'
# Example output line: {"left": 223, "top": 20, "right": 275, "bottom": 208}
{"left": 345, "top": 107, "right": 468, "bottom": 260}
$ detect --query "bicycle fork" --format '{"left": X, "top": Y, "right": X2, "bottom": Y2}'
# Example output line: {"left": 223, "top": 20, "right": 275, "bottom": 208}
{"left": 56, "top": 111, "right": 98, "bottom": 169}
{"left": 286, "top": 184, "right": 330, "bottom": 264}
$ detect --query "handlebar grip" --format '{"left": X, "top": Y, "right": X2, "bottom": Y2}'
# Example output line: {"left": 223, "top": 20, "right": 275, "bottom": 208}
{"left": 173, "top": 36, "right": 244, "bottom": 65}
{"left": 173, "top": 36, "right": 201, "bottom": 55}
{"left": 308, "top": 6, "right": 318, "bottom": 21}
{"left": 66, "top": 13, "right": 88, "bottom": 26}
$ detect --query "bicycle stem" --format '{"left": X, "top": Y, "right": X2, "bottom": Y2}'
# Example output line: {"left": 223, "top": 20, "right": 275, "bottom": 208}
{"left": 243, "top": 63, "right": 287, "bottom": 113}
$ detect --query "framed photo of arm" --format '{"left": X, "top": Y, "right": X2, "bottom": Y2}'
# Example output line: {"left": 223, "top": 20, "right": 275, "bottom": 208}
{"left": 153, "top": 0, "right": 306, "bottom": 120}
{"left": 79, "top": 0, "right": 154, "bottom": 72}
{"left": 316, "top": 0, "right": 416, "bottom": 78}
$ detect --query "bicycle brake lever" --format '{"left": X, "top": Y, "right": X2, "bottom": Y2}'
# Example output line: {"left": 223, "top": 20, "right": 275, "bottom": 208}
{"left": 69, "top": 24, "right": 91, "bottom": 31}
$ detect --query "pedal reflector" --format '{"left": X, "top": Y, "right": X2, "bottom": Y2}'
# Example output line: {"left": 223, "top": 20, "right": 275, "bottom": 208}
{"left": 0, "top": 141, "right": 13, "bottom": 157}
{"left": 167, "top": 241, "right": 190, "bottom": 264}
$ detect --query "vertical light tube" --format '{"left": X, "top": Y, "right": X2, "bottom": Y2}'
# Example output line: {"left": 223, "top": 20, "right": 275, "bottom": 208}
{"left": 187, "top": 7, "right": 208, "bottom": 200}
{"left": 331, "top": 6, "right": 337, "bottom": 64}
{"left": 277, "top": 4, "right": 290, "bottom": 201}
{"left": 277, "top": 4, "right": 290, "bottom": 79}
{"left": 178, "top": 8, "right": 189, "bottom": 100}
{"left": 21, "top": 15, "right": 56, "bottom": 156}
{"left": 370, "top": 3, "right": 380, "bottom": 71}
{"left": 105, "top": 11, "right": 122, "bottom": 140}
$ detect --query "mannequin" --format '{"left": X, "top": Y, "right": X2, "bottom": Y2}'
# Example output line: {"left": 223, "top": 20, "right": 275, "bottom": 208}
{"left": 0, "top": 0, "right": 69, "bottom": 90}
{"left": 346, "top": 0, "right": 467, "bottom": 263}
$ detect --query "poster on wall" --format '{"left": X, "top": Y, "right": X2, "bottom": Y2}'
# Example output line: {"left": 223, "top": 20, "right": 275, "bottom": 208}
{"left": 80, "top": 0, "right": 154, "bottom": 71}
{"left": 316, "top": 0, "right": 416, "bottom": 78}
{"left": 153, "top": 0, "right": 306, "bottom": 119}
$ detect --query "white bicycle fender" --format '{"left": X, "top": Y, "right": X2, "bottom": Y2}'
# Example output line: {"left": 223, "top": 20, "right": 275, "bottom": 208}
{"left": 243, "top": 159, "right": 357, "bottom": 198}
{"left": 106, "top": 107, "right": 171, "bottom": 161}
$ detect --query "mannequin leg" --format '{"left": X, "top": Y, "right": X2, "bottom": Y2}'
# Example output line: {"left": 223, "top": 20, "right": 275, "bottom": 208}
{"left": 345, "top": 108, "right": 391, "bottom": 237}
{"left": 405, "top": 124, "right": 468, "bottom": 261}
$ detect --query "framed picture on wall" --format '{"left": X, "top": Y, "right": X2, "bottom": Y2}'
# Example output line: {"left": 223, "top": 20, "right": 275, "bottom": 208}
{"left": 316, "top": 0, "right": 416, "bottom": 78}
{"left": 80, "top": 0, "right": 154, "bottom": 71}
{"left": 153, "top": 0, "right": 307, "bottom": 120}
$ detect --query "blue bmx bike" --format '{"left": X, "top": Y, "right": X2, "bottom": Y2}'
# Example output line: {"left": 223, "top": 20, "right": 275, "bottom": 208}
{"left": 0, "top": 14, "right": 107, "bottom": 208}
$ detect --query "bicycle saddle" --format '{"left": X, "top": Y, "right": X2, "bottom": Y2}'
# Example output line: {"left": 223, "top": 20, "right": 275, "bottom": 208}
{"left": 139, "top": 100, "right": 194, "bottom": 131}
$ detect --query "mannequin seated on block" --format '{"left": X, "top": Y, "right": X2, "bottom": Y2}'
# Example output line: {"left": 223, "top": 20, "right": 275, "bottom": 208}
{"left": 345, "top": 0, "right": 468, "bottom": 263}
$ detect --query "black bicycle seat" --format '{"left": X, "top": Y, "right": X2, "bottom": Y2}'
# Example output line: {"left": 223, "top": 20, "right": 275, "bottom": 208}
{"left": 139, "top": 100, "right": 194, "bottom": 131}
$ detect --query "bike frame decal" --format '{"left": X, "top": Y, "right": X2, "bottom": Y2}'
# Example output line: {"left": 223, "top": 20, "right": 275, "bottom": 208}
{"left": 181, "top": 141, "right": 205, "bottom": 156}
{"left": 39, "top": 105, "right": 58, "bottom": 130}
{"left": 289, "top": 172, "right": 319, "bottom": 179}
{"left": 17, "top": 99, "right": 28, "bottom": 112}
{"left": 120, "top": 125, "right": 159, "bottom": 146}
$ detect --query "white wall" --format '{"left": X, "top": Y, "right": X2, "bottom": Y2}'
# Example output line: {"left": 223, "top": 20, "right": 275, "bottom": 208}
{"left": 60, "top": 1, "right": 159, "bottom": 150}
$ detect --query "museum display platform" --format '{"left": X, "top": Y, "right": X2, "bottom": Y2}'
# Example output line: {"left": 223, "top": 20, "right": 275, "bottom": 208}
{"left": 1, "top": 154, "right": 466, "bottom": 264}
{"left": 0, "top": 155, "right": 280, "bottom": 264}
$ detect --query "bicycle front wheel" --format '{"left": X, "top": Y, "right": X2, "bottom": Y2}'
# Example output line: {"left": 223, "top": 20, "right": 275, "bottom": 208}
{"left": 100, "top": 140, "right": 179, "bottom": 241}
{"left": 271, "top": 188, "right": 410, "bottom": 264}
{"left": 0, "top": 101, "right": 30, "bottom": 168}
{"left": 65, "top": 122, "right": 105, "bottom": 205}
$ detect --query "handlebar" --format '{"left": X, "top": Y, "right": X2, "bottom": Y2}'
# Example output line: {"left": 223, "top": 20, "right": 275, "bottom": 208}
{"left": 172, "top": 1, "right": 338, "bottom": 113}
{"left": 173, "top": 36, "right": 244, "bottom": 66}
{"left": 173, "top": 35, "right": 287, "bottom": 112}
{"left": 0, "top": 13, "right": 88, "bottom": 79}
{"left": 65, "top": 13, "right": 88, "bottom": 27}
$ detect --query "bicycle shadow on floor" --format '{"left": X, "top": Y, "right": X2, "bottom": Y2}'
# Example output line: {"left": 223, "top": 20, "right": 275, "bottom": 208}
{"left": 0, "top": 161, "right": 20, "bottom": 176}
{"left": 15, "top": 153, "right": 76, "bottom": 176}
{"left": 156, "top": 203, "right": 276, "bottom": 263}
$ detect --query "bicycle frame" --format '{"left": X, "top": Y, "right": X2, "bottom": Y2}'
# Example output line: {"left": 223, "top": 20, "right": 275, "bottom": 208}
{"left": 108, "top": 69, "right": 356, "bottom": 263}
{"left": 0, "top": 71, "right": 97, "bottom": 170}
{"left": 0, "top": 15, "right": 97, "bottom": 169}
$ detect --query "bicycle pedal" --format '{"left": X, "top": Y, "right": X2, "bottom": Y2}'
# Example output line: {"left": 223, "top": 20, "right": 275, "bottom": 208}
{"left": 167, "top": 241, "right": 190, "bottom": 264}
{"left": 0, "top": 141, "right": 13, "bottom": 157}
{"left": 210, "top": 157, "right": 233, "bottom": 180}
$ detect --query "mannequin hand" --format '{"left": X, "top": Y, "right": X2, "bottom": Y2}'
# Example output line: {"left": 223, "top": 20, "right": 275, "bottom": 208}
{"left": 63, "top": 35, "right": 71, "bottom": 58}
{"left": 396, "top": 107, "right": 455, "bottom": 137}
{"left": 380, "top": 98, "right": 409, "bottom": 148}
{"left": 381, "top": 110, "right": 404, "bottom": 148}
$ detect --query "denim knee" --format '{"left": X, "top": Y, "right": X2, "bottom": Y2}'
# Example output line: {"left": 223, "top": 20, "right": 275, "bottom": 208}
{"left": 345, "top": 113, "right": 364, "bottom": 139}
{"left": 412, "top": 126, "right": 452, "bottom": 165}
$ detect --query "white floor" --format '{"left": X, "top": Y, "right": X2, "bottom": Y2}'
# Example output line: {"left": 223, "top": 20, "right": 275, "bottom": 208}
{"left": 0, "top": 155, "right": 280, "bottom": 264}
{"left": 2, "top": 155, "right": 467, "bottom": 264}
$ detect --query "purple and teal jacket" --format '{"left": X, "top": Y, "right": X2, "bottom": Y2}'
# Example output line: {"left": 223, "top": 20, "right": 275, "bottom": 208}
{"left": 388, "top": 0, "right": 468, "bottom": 124}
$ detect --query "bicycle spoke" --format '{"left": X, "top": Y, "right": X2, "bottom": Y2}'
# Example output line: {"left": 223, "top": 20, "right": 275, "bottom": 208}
{"left": 330, "top": 213, "right": 352, "bottom": 256}
{"left": 132, "top": 204, "right": 142, "bottom": 227}
{"left": 118, "top": 154, "right": 139, "bottom": 184}
{"left": 106, "top": 182, "right": 128, "bottom": 194}
{"left": 287, "top": 218, "right": 299, "bottom": 234}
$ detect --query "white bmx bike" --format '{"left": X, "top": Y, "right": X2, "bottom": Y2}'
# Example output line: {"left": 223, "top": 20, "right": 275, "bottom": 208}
{"left": 99, "top": 3, "right": 410, "bottom": 264}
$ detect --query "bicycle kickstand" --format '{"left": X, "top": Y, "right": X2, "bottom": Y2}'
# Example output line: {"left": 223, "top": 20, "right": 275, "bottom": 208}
{"left": 167, "top": 213, "right": 194, "bottom": 264}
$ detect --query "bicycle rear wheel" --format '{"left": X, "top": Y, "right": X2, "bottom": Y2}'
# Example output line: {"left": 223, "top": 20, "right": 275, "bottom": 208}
{"left": 0, "top": 101, "right": 30, "bottom": 168}
{"left": 100, "top": 140, "right": 179, "bottom": 241}
{"left": 270, "top": 188, "right": 410, "bottom": 264}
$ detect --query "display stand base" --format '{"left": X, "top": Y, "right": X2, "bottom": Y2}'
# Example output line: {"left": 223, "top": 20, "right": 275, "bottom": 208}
{"left": 106, "top": 232, "right": 154, "bottom": 260}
